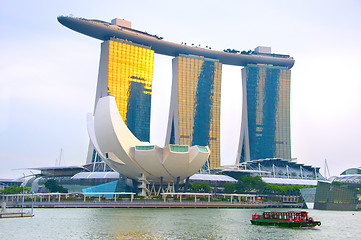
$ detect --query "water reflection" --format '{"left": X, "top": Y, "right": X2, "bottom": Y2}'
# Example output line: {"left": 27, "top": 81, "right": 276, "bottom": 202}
{"left": 109, "top": 232, "right": 167, "bottom": 240}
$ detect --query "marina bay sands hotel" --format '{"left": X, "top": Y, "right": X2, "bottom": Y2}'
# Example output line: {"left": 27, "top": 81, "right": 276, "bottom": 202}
{"left": 58, "top": 16, "right": 295, "bottom": 170}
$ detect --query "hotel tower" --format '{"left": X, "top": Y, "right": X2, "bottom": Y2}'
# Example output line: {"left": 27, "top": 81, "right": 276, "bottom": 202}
{"left": 165, "top": 55, "right": 222, "bottom": 169}
{"left": 236, "top": 47, "right": 291, "bottom": 163}
{"left": 86, "top": 20, "right": 155, "bottom": 164}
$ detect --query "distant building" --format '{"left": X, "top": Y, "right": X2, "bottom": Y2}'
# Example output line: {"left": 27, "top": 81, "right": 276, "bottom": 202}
{"left": 23, "top": 166, "right": 132, "bottom": 193}
{"left": 189, "top": 174, "right": 237, "bottom": 187}
{"left": 237, "top": 62, "right": 291, "bottom": 163}
{"left": 0, "top": 179, "right": 23, "bottom": 191}
{"left": 220, "top": 158, "right": 323, "bottom": 185}
{"left": 165, "top": 54, "right": 222, "bottom": 169}
{"left": 329, "top": 167, "right": 361, "bottom": 188}
{"left": 340, "top": 167, "right": 361, "bottom": 175}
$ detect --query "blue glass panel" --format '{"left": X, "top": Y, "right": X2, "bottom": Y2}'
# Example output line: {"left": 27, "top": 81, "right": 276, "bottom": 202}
{"left": 126, "top": 80, "right": 151, "bottom": 142}
{"left": 192, "top": 61, "right": 215, "bottom": 147}
{"left": 170, "top": 118, "right": 175, "bottom": 144}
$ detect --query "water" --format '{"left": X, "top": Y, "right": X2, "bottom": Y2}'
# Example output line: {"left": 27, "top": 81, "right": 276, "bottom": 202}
{"left": 0, "top": 208, "right": 360, "bottom": 239}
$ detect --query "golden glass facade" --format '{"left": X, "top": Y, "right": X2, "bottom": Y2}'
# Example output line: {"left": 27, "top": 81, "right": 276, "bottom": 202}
{"left": 168, "top": 55, "right": 222, "bottom": 169}
{"left": 87, "top": 38, "right": 154, "bottom": 164}
{"left": 107, "top": 38, "right": 154, "bottom": 141}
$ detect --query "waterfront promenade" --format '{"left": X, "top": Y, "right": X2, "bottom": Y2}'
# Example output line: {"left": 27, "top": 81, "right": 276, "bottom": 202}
{"left": 1, "top": 192, "right": 303, "bottom": 209}
{"left": 5, "top": 200, "right": 303, "bottom": 209}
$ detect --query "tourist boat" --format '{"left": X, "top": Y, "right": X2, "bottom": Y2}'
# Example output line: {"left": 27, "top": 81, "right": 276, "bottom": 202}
{"left": 251, "top": 211, "right": 321, "bottom": 228}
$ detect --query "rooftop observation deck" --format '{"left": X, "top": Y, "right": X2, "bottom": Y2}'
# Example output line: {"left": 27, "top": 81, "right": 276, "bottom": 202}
{"left": 58, "top": 16, "right": 294, "bottom": 69}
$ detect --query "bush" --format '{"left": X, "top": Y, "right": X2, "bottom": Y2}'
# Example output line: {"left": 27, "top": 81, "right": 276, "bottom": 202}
{"left": 151, "top": 195, "right": 162, "bottom": 199}
{"left": 212, "top": 197, "right": 223, "bottom": 202}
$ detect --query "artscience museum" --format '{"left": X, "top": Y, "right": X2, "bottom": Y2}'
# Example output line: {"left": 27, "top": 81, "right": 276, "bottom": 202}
{"left": 87, "top": 96, "right": 210, "bottom": 194}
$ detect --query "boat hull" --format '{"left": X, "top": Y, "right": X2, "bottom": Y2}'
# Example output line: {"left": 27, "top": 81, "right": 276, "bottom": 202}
{"left": 251, "top": 220, "right": 320, "bottom": 228}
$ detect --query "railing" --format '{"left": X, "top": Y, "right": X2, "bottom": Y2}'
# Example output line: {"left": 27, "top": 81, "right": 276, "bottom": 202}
{"left": 1, "top": 192, "right": 304, "bottom": 209}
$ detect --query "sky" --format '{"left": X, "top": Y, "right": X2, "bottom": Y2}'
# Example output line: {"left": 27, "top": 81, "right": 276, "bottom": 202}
{"left": 1, "top": 0, "right": 361, "bottom": 179}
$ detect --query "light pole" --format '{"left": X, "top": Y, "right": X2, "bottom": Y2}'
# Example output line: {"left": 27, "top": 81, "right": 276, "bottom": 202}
{"left": 21, "top": 173, "right": 25, "bottom": 216}
{"left": 31, "top": 192, "right": 34, "bottom": 215}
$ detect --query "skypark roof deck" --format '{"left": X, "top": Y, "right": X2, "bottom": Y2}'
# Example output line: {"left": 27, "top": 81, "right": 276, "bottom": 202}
{"left": 58, "top": 16, "right": 294, "bottom": 69}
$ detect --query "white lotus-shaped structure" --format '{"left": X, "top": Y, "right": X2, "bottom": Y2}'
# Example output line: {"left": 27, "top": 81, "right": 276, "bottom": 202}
{"left": 87, "top": 96, "right": 210, "bottom": 183}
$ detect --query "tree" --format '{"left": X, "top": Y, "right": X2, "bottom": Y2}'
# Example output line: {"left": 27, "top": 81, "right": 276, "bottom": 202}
{"left": 44, "top": 179, "right": 68, "bottom": 193}
{"left": 223, "top": 183, "right": 235, "bottom": 194}
{"left": 201, "top": 182, "right": 212, "bottom": 193}
{"left": 235, "top": 176, "right": 267, "bottom": 193}
{"left": 223, "top": 48, "right": 240, "bottom": 54}
{"left": 264, "top": 184, "right": 314, "bottom": 196}
{"left": 331, "top": 181, "right": 343, "bottom": 186}
{"left": 241, "top": 49, "right": 253, "bottom": 55}
{"left": 188, "top": 182, "right": 212, "bottom": 193}
{"left": 0, "top": 186, "right": 31, "bottom": 194}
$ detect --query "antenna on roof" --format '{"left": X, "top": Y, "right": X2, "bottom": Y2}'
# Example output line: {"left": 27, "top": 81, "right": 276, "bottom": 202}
{"left": 324, "top": 159, "right": 331, "bottom": 180}
{"left": 55, "top": 148, "right": 65, "bottom": 166}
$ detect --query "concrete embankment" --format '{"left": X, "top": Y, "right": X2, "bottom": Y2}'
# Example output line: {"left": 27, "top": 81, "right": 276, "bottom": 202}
{"left": 0, "top": 212, "right": 33, "bottom": 218}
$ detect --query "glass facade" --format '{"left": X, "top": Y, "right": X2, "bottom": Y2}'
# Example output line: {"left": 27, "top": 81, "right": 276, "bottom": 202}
{"left": 341, "top": 168, "right": 361, "bottom": 175}
{"left": 314, "top": 181, "right": 358, "bottom": 210}
{"left": 88, "top": 38, "right": 154, "bottom": 164}
{"left": 170, "top": 145, "right": 189, "bottom": 153}
{"left": 167, "top": 55, "right": 222, "bottom": 169}
{"left": 107, "top": 39, "right": 154, "bottom": 142}
{"left": 238, "top": 64, "right": 291, "bottom": 162}
{"left": 135, "top": 146, "right": 155, "bottom": 151}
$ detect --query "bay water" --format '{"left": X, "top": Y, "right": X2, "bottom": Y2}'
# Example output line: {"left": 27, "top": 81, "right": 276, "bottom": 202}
{"left": 0, "top": 208, "right": 360, "bottom": 239}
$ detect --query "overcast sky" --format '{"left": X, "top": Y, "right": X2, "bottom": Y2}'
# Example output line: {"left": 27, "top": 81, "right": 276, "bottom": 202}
{"left": 1, "top": 0, "right": 361, "bottom": 179}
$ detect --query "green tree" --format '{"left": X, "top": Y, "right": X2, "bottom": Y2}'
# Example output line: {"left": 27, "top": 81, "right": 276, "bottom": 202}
{"left": 44, "top": 179, "right": 68, "bottom": 193}
{"left": 332, "top": 181, "right": 343, "bottom": 186}
{"left": 200, "top": 182, "right": 212, "bottom": 193}
{"left": 188, "top": 182, "right": 212, "bottom": 193}
{"left": 264, "top": 184, "right": 314, "bottom": 196}
{"left": 235, "top": 176, "right": 267, "bottom": 193}
{"left": 0, "top": 185, "right": 30, "bottom": 194}
{"left": 223, "top": 182, "right": 236, "bottom": 194}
